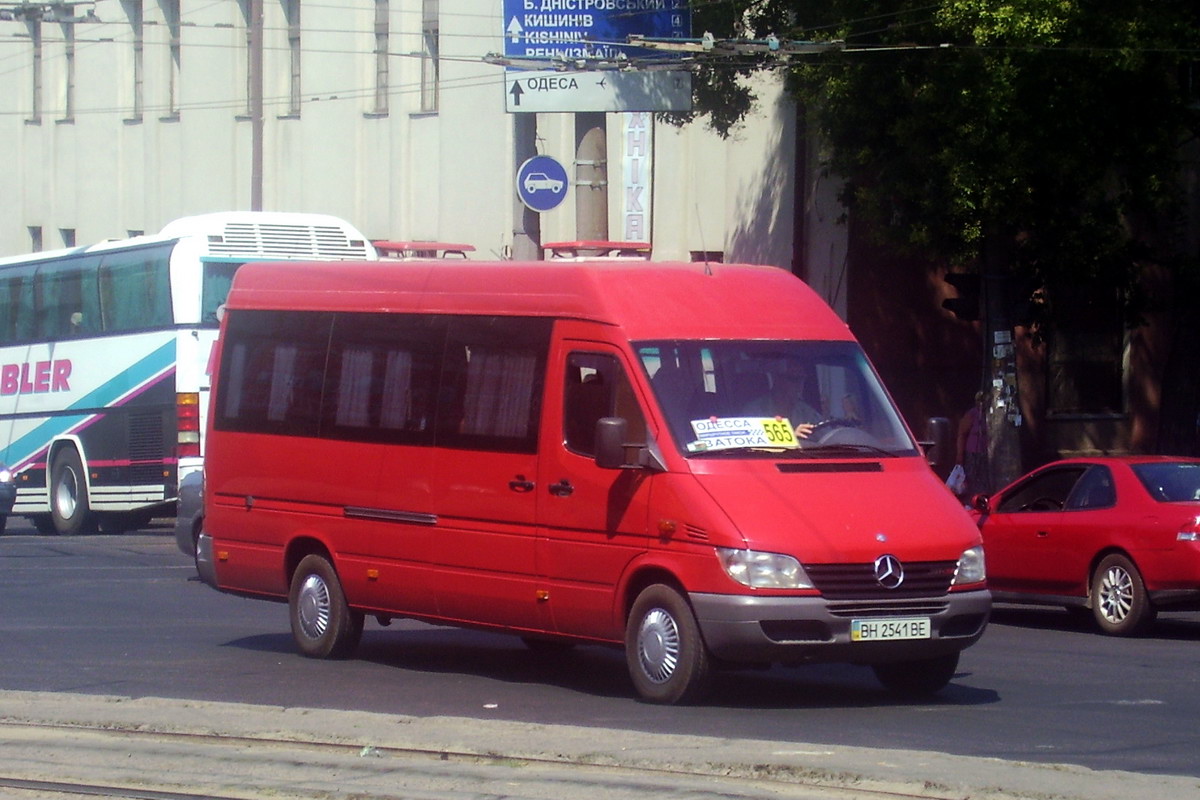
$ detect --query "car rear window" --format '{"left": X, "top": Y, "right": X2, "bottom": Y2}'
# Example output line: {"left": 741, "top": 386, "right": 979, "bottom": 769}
{"left": 1132, "top": 462, "right": 1200, "bottom": 502}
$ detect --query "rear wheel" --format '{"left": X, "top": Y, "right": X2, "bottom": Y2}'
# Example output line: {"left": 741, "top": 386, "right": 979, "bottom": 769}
{"left": 50, "top": 448, "right": 93, "bottom": 535}
{"left": 1091, "top": 554, "right": 1154, "bottom": 636}
{"left": 625, "top": 584, "right": 711, "bottom": 705}
{"left": 288, "top": 554, "right": 364, "bottom": 659}
{"left": 873, "top": 652, "right": 960, "bottom": 696}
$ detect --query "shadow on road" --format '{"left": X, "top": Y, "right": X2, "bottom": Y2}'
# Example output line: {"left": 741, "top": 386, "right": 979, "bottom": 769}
{"left": 222, "top": 625, "right": 1000, "bottom": 710}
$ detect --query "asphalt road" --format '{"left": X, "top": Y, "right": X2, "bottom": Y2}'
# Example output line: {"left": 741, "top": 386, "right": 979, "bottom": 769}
{"left": 2, "top": 523, "right": 1199, "bottom": 784}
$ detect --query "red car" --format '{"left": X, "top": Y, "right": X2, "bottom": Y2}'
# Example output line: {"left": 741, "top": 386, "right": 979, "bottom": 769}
{"left": 974, "top": 456, "right": 1200, "bottom": 635}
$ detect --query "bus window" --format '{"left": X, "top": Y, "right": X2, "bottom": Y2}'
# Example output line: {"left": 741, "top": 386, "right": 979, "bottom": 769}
{"left": 0, "top": 266, "right": 36, "bottom": 344}
{"left": 99, "top": 244, "right": 173, "bottom": 333}
{"left": 201, "top": 261, "right": 241, "bottom": 324}
{"left": 36, "top": 256, "right": 103, "bottom": 339}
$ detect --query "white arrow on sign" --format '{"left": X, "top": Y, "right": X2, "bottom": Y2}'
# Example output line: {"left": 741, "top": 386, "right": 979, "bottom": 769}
{"left": 506, "top": 17, "right": 524, "bottom": 44}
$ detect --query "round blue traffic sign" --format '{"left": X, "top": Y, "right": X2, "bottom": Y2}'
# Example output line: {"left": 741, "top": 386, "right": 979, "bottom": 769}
{"left": 516, "top": 155, "right": 569, "bottom": 213}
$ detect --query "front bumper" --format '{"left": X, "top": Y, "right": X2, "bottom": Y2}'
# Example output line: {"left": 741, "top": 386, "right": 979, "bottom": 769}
{"left": 690, "top": 588, "right": 991, "bottom": 665}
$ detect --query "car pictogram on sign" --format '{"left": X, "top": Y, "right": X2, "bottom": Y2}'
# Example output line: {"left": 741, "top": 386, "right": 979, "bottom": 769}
{"left": 523, "top": 172, "right": 565, "bottom": 193}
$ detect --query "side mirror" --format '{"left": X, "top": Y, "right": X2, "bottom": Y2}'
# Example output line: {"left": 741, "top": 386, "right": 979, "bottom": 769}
{"left": 595, "top": 417, "right": 629, "bottom": 469}
{"left": 972, "top": 494, "right": 990, "bottom": 514}
{"left": 922, "top": 416, "right": 953, "bottom": 478}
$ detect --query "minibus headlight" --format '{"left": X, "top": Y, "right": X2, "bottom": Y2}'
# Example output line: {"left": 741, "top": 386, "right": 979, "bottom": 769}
{"left": 952, "top": 545, "right": 986, "bottom": 586}
{"left": 0, "top": 465, "right": 11, "bottom": 483}
{"left": 716, "top": 547, "right": 814, "bottom": 589}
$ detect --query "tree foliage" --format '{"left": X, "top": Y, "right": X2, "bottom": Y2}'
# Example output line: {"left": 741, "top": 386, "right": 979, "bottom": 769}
{"left": 690, "top": 0, "right": 1200, "bottom": 312}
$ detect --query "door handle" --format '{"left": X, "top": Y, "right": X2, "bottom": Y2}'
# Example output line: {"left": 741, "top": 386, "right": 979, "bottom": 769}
{"left": 509, "top": 476, "right": 535, "bottom": 493}
{"left": 548, "top": 479, "right": 574, "bottom": 497}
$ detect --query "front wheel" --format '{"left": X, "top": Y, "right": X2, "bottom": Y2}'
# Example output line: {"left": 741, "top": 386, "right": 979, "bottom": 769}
{"left": 625, "top": 584, "right": 711, "bottom": 704}
{"left": 872, "top": 652, "right": 960, "bottom": 696}
{"left": 50, "top": 448, "right": 93, "bottom": 535}
{"left": 1091, "top": 554, "right": 1154, "bottom": 636}
{"left": 288, "top": 554, "right": 364, "bottom": 659}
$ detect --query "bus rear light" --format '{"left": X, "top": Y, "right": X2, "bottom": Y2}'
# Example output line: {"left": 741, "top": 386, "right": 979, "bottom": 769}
{"left": 177, "top": 392, "right": 201, "bottom": 457}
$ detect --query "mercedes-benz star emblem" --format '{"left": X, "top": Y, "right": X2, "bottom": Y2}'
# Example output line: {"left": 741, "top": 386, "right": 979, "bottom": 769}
{"left": 874, "top": 554, "right": 905, "bottom": 589}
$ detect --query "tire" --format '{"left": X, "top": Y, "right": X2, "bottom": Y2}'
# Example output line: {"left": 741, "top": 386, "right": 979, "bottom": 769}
{"left": 873, "top": 652, "right": 960, "bottom": 696}
{"left": 50, "top": 448, "right": 93, "bottom": 535}
{"left": 288, "top": 554, "right": 364, "bottom": 659}
{"left": 1091, "top": 554, "right": 1154, "bottom": 636}
{"left": 0, "top": 515, "right": 6, "bottom": 535}
{"left": 625, "top": 584, "right": 712, "bottom": 705}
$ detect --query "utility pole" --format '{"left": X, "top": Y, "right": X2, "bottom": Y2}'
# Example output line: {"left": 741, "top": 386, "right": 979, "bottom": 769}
{"left": 982, "top": 232, "right": 1023, "bottom": 493}
{"left": 249, "top": 0, "right": 264, "bottom": 211}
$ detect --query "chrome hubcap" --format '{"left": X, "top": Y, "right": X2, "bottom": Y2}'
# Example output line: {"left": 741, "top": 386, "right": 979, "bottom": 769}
{"left": 1099, "top": 566, "right": 1134, "bottom": 623}
{"left": 637, "top": 608, "right": 680, "bottom": 684}
{"left": 297, "top": 574, "right": 332, "bottom": 640}
{"left": 54, "top": 466, "right": 79, "bottom": 520}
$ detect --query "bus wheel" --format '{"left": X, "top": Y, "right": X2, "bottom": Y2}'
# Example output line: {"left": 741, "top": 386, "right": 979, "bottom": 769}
{"left": 873, "top": 651, "right": 959, "bottom": 696}
{"left": 625, "top": 584, "right": 712, "bottom": 704}
{"left": 50, "top": 448, "right": 93, "bottom": 535}
{"left": 288, "top": 554, "right": 364, "bottom": 659}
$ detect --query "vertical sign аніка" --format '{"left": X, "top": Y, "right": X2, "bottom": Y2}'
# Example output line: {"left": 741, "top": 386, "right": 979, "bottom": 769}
{"left": 622, "top": 112, "right": 652, "bottom": 242}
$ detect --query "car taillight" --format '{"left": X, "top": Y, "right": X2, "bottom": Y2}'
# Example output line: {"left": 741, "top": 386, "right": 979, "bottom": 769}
{"left": 177, "top": 392, "right": 201, "bottom": 457}
{"left": 1178, "top": 517, "right": 1200, "bottom": 542}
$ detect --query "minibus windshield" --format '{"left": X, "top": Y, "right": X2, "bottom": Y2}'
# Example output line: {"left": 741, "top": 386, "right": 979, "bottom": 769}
{"left": 636, "top": 340, "right": 919, "bottom": 458}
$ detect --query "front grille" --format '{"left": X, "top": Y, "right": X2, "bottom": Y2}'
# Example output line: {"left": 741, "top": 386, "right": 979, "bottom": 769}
{"left": 806, "top": 561, "right": 957, "bottom": 600}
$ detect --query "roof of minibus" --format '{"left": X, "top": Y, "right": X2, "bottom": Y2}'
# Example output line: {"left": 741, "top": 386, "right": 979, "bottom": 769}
{"left": 224, "top": 260, "right": 854, "bottom": 341}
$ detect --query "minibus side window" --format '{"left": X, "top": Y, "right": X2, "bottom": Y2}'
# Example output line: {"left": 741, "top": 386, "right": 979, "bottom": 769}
{"left": 437, "top": 316, "right": 551, "bottom": 454}
{"left": 323, "top": 313, "right": 440, "bottom": 444}
{"left": 563, "top": 353, "right": 647, "bottom": 456}
{"left": 215, "top": 309, "right": 333, "bottom": 437}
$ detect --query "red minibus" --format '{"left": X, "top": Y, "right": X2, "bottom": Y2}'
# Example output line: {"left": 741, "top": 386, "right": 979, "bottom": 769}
{"left": 200, "top": 260, "right": 989, "bottom": 704}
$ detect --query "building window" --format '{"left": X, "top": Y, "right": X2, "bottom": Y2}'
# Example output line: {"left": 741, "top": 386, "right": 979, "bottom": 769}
{"left": 420, "top": 0, "right": 438, "bottom": 112}
{"left": 126, "top": 0, "right": 144, "bottom": 121}
{"left": 58, "top": 19, "right": 74, "bottom": 121}
{"left": 29, "top": 226, "right": 43, "bottom": 252}
{"left": 372, "top": 0, "right": 389, "bottom": 114}
{"left": 60, "top": 228, "right": 76, "bottom": 248}
{"left": 163, "top": 0, "right": 181, "bottom": 118}
{"left": 283, "top": 0, "right": 301, "bottom": 116}
{"left": 27, "top": 17, "right": 42, "bottom": 123}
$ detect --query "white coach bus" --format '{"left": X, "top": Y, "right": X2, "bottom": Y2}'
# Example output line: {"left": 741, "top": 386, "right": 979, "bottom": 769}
{"left": 0, "top": 212, "right": 376, "bottom": 535}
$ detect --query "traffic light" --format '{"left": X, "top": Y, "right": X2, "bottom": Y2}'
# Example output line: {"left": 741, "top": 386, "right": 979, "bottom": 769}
{"left": 942, "top": 272, "right": 981, "bottom": 321}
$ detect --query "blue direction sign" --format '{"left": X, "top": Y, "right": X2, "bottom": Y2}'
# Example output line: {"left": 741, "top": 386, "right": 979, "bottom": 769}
{"left": 516, "top": 155, "right": 569, "bottom": 212}
{"left": 504, "top": 0, "right": 690, "bottom": 62}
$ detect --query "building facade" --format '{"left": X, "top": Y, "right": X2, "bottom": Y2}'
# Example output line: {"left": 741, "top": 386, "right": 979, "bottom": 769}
{"left": 0, "top": 0, "right": 811, "bottom": 275}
